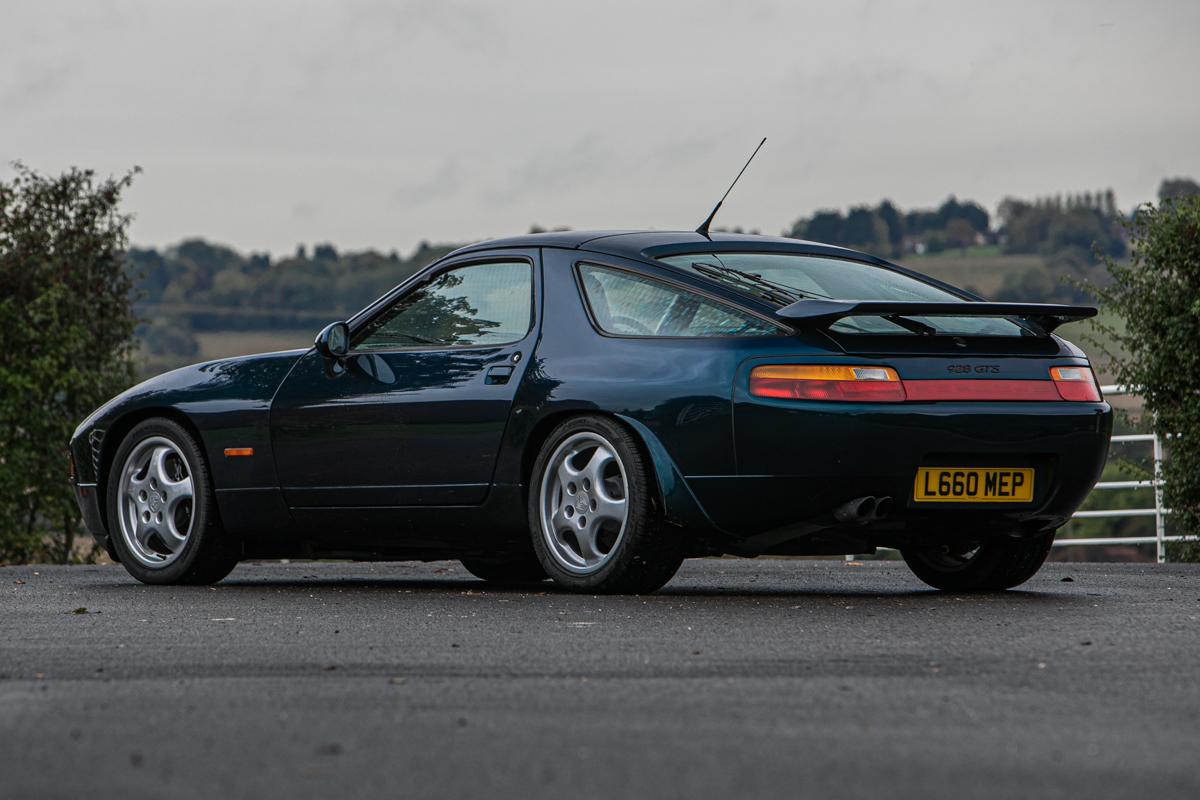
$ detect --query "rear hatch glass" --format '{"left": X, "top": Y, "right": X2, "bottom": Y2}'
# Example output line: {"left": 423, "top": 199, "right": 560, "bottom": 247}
{"left": 658, "top": 252, "right": 1030, "bottom": 339}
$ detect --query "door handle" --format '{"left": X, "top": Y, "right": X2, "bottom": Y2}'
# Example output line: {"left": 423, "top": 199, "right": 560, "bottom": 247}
{"left": 485, "top": 365, "right": 514, "bottom": 385}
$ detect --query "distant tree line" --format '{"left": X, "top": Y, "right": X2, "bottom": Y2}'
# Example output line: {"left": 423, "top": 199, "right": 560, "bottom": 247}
{"left": 787, "top": 196, "right": 991, "bottom": 257}
{"left": 128, "top": 177, "right": 1200, "bottom": 370}
{"left": 786, "top": 190, "right": 1133, "bottom": 260}
{"left": 129, "top": 238, "right": 460, "bottom": 373}
{"left": 130, "top": 238, "right": 457, "bottom": 319}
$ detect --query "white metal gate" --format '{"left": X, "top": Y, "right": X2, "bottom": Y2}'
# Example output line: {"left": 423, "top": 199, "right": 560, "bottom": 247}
{"left": 1056, "top": 384, "right": 1179, "bottom": 562}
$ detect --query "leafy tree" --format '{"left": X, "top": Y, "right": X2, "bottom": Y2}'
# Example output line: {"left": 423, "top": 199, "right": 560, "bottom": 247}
{"left": 0, "top": 164, "right": 140, "bottom": 563}
{"left": 794, "top": 210, "right": 844, "bottom": 243}
{"left": 934, "top": 196, "right": 989, "bottom": 234}
{"left": 313, "top": 243, "right": 339, "bottom": 261}
{"left": 876, "top": 200, "right": 905, "bottom": 255}
{"left": 842, "top": 206, "right": 888, "bottom": 251}
{"left": 137, "top": 317, "right": 200, "bottom": 377}
{"left": 904, "top": 208, "right": 940, "bottom": 238}
{"left": 1158, "top": 178, "right": 1200, "bottom": 202}
{"left": 999, "top": 196, "right": 1124, "bottom": 259}
{"left": 1089, "top": 196, "right": 1200, "bottom": 560}
{"left": 1047, "top": 208, "right": 1126, "bottom": 257}
{"left": 943, "top": 218, "right": 977, "bottom": 252}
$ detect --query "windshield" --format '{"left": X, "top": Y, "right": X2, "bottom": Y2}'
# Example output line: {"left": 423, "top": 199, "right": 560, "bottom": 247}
{"left": 658, "top": 252, "right": 1026, "bottom": 337}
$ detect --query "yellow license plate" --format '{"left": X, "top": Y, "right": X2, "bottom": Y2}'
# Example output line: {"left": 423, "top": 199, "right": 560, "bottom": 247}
{"left": 913, "top": 468, "right": 1034, "bottom": 503}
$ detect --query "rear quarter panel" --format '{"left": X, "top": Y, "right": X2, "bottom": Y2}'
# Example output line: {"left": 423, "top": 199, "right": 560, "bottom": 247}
{"left": 502, "top": 248, "right": 838, "bottom": 533}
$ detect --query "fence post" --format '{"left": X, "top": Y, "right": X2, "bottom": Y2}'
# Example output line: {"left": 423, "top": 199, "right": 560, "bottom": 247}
{"left": 1153, "top": 432, "right": 1166, "bottom": 564}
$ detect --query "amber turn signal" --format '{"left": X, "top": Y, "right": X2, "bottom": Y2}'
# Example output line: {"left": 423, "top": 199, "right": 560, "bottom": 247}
{"left": 223, "top": 447, "right": 255, "bottom": 458}
{"left": 749, "top": 365, "right": 905, "bottom": 402}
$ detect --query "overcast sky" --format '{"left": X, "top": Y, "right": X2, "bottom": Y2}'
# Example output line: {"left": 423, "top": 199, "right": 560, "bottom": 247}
{"left": 3, "top": 0, "right": 1198, "bottom": 255}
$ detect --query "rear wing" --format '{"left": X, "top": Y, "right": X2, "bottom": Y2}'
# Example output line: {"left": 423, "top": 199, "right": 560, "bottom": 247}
{"left": 775, "top": 299, "right": 1097, "bottom": 335}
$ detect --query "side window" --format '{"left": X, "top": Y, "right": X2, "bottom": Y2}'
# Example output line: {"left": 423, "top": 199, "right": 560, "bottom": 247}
{"left": 354, "top": 261, "right": 532, "bottom": 350}
{"left": 578, "top": 264, "right": 782, "bottom": 337}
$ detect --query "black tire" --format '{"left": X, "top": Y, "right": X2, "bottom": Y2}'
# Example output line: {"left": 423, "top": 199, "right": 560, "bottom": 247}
{"left": 901, "top": 530, "right": 1055, "bottom": 591}
{"left": 104, "top": 417, "right": 239, "bottom": 585}
{"left": 528, "top": 415, "right": 684, "bottom": 594}
{"left": 459, "top": 554, "right": 548, "bottom": 584}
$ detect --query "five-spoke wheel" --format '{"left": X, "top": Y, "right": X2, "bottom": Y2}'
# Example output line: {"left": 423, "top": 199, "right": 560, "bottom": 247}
{"left": 105, "top": 418, "right": 239, "bottom": 585}
{"left": 539, "top": 431, "right": 629, "bottom": 574}
{"left": 529, "top": 415, "right": 683, "bottom": 593}
{"left": 117, "top": 436, "right": 195, "bottom": 567}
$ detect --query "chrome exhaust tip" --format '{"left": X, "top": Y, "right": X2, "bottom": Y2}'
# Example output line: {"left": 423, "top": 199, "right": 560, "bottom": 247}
{"left": 833, "top": 496, "right": 877, "bottom": 524}
{"left": 873, "top": 496, "right": 894, "bottom": 520}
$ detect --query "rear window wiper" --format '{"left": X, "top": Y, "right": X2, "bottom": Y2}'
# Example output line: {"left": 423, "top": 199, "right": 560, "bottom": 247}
{"left": 883, "top": 314, "right": 938, "bottom": 336}
{"left": 690, "top": 262, "right": 828, "bottom": 305}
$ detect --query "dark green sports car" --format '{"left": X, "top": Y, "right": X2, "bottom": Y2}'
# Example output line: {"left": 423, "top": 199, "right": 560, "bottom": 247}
{"left": 70, "top": 230, "right": 1110, "bottom": 593}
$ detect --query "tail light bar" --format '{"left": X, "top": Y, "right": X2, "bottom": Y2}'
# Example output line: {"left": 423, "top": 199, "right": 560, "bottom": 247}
{"left": 749, "top": 365, "right": 905, "bottom": 402}
{"left": 749, "top": 364, "right": 1102, "bottom": 403}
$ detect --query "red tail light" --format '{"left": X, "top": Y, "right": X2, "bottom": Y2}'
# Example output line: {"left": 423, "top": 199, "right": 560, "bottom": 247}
{"left": 749, "top": 364, "right": 1104, "bottom": 403}
{"left": 1050, "top": 366, "right": 1102, "bottom": 401}
{"left": 903, "top": 380, "right": 1061, "bottom": 401}
{"left": 749, "top": 365, "right": 905, "bottom": 402}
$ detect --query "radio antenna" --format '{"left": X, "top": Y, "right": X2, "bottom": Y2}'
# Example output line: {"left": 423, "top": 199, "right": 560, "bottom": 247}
{"left": 695, "top": 137, "right": 766, "bottom": 238}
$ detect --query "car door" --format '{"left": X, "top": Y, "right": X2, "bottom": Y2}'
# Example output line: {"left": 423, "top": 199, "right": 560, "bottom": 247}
{"left": 269, "top": 251, "right": 540, "bottom": 508}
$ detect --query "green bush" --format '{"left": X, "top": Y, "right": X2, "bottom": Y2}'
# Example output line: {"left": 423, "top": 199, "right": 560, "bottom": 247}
{"left": 0, "top": 164, "right": 139, "bottom": 563}
{"left": 1091, "top": 197, "right": 1200, "bottom": 560}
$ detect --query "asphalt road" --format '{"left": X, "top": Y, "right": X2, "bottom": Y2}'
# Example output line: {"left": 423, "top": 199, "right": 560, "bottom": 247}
{"left": 2, "top": 559, "right": 1198, "bottom": 800}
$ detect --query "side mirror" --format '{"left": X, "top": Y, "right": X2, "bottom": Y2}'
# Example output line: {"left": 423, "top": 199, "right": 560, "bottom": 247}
{"left": 314, "top": 321, "right": 350, "bottom": 359}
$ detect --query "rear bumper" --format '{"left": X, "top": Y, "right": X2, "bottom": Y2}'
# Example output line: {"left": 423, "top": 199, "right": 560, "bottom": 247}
{"left": 701, "top": 399, "right": 1112, "bottom": 537}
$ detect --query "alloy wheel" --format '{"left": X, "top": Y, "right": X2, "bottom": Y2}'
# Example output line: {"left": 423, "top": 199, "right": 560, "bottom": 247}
{"left": 117, "top": 436, "right": 195, "bottom": 568}
{"left": 538, "top": 431, "right": 630, "bottom": 574}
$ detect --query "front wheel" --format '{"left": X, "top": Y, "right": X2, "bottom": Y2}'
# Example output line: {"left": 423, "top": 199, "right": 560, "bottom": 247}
{"left": 901, "top": 530, "right": 1055, "bottom": 591}
{"left": 528, "top": 416, "right": 683, "bottom": 594}
{"left": 105, "top": 417, "right": 239, "bottom": 585}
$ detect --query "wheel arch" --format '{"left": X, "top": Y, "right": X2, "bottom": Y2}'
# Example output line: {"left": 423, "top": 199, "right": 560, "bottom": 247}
{"left": 519, "top": 409, "right": 717, "bottom": 532}
{"left": 95, "top": 407, "right": 209, "bottom": 533}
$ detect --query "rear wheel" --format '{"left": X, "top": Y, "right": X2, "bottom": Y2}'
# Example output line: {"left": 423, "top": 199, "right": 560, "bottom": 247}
{"left": 901, "top": 530, "right": 1055, "bottom": 591}
{"left": 459, "top": 554, "right": 547, "bottom": 584}
{"left": 105, "top": 418, "right": 239, "bottom": 585}
{"left": 528, "top": 416, "right": 683, "bottom": 594}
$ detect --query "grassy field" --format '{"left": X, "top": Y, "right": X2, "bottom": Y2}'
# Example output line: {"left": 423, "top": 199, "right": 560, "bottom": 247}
{"left": 194, "top": 329, "right": 313, "bottom": 361}
{"left": 896, "top": 247, "right": 1127, "bottom": 383}
{"left": 899, "top": 249, "right": 1043, "bottom": 297}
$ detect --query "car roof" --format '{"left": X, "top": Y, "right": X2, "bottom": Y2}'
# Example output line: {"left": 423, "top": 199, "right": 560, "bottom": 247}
{"left": 445, "top": 230, "right": 882, "bottom": 265}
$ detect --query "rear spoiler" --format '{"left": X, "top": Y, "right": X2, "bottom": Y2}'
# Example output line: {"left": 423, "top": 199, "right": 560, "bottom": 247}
{"left": 775, "top": 300, "right": 1097, "bottom": 335}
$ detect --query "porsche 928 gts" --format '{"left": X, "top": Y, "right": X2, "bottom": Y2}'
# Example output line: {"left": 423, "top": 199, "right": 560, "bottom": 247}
{"left": 70, "top": 230, "right": 1111, "bottom": 593}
